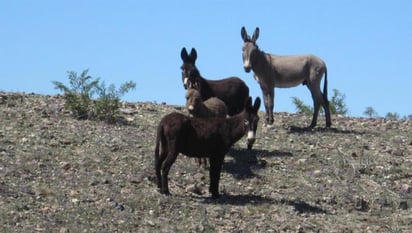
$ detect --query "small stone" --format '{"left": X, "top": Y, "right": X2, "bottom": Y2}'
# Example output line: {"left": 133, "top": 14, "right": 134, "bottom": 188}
{"left": 399, "top": 201, "right": 408, "bottom": 210}
{"left": 186, "top": 184, "right": 202, "bottom": 195}
{"left": 400, "top": 184, "right": 410, "bottom": 193}
{"left": 71, "top": 198, "right": 80, "bottom": 204}
{"left": 313, "top": 170, "right": 322, "bottom": 175}
{"left": 146, "top": 220, "right": 155, "bottom": 227}
{"left": 115, "top": 204, "right": 125, "bottom": 211}
{"left": 354, "top": 196, "right": 369, "bottom": 211}
{"left": 392, "top": 149, "right": 404, "bottom": 157}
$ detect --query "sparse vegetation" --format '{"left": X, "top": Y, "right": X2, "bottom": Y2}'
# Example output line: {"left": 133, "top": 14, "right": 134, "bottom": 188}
{"left": 363, "top": 106, "right": 378, "bottom": 118}
{"left": 52, "top": 69, "right": 136, "bottom": 124}
{"left": 52, "top": 69, "right": 99, "bottom": 120}
{"left": 404, "top": 115, "right": 412, "bottom": 121}
{"left": 386, "top": 112, "right": 401, "bottom": 120}
{"left": 94, "top": 81, "right": 136, "bottom": 124}
{"left": 291, "top": 96, "right": 313, "bottom": 116}
{"left": 292, "top": 88, "right": 348, "bottom": 116}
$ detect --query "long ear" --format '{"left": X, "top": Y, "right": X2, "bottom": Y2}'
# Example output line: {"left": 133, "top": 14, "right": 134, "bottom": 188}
{"left": 245, "top": 96, "right": 252, "bottom": 109}
{"left": 253, "top": 97, "right": 261, "bottom": 112}
{"left": 252, "top": 27, "right": 260, "bottom": 42}
{"left": 241, "top": 26, "right": 249, "bottom": 42}
{"left": 181, "top": 47, "right": 189, "bottom": 62}
{"left": 189, "top": 48, "right": 197, "bottom": 64}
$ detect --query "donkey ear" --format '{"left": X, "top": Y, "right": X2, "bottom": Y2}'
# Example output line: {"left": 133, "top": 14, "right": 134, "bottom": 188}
{"left": 253, "top": 97, "right": 261, "bottom": 112}
{"left": 252, "top": 27, "right": 260, "bottom": 42}
{"left": 241, "top": 26, "right": 249, "bottom": 41}
{"left": 181, "top": 47, "right": 189, "bottom": 62}
{"left": 189, "top": 48, "right": 197, "bottom": 63}
{"left": 245, "top": 96, "right": 252, "bottom": 109}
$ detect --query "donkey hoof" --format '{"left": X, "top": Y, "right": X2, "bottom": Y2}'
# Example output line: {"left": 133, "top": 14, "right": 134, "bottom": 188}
{"left": 211, "top": 193, "right": 221, "bottom": 199}
{"left": 308, "top": 123, "right": 316, "bottom": 129}
{"left": 160, "top": 189, "right": 171, "bottom": 196}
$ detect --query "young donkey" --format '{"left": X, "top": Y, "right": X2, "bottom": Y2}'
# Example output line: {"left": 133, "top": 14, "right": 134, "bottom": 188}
{"left": 185, "top": 88, "right": 228, "bottom": 167}
{"left": 241, "top": 27, "right": 331, "bottom": 128}
{"left": 181, "top": 47, "right": 249, "bottom": 116}
{"left": 155, "top": 97, "right": 261, "bottom": 198}
{"left": 185, "top": 88, "right": 228, "bottom": 118}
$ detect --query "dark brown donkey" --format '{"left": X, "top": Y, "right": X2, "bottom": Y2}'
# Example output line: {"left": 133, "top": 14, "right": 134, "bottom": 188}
{"left": 155, "top": 97, "right": 261, "bottom": 198}
{"left": 180, "top": 47, "right": 250, "bottom": 116}
{"left": 241, "top": 27, "right": 331, "bottom": 128}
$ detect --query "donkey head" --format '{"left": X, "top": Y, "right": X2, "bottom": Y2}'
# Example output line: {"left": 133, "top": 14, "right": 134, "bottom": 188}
{"left": 241, "top": 27, "right": 260, "bottom": 73}
{"left": 180, "top": 47, "right": 200, "bottom": 89}
{"left": 244, "top": 96, "right": 261, "bottom": 150}
{"left": 185, "top": 88, "right": 202, "bottom": 114}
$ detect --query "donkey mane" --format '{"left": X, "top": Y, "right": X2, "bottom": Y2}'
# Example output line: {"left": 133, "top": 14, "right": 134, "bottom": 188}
{"left": 191, "top": 74, "right": 215, "bottom": 99}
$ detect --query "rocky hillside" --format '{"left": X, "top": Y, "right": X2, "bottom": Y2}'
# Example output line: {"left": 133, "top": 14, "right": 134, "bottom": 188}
{"left": 0, "top": 92, "right": 411, "bottom": 232}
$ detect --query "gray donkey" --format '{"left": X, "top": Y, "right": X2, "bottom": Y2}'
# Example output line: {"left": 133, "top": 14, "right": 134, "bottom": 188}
{"left": 241, "top": 26, "right": 331, "bottom": 128}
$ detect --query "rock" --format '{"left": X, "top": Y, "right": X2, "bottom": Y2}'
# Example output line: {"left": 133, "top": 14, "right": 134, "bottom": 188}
{"left": 399, "top": 201, "right": 408, "bottom": 210}
{"left": 400, "top": 184, "right": 410, "bottom": 193}
{"left": 354, "top": 196, "right": 369, "bottom": 212}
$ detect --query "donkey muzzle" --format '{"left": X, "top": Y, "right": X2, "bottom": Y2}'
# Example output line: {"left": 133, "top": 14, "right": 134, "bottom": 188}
{"left": 246, "top": 130, "right": 256, "bottom": 150}
{"left": 243, "top": 60, "right": 252, "bottom": 73}
{"left": 183, "top": 77, "right": 189, "bottom": 89}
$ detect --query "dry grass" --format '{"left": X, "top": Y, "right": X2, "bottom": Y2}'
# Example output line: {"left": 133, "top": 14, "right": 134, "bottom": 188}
{"left": 0, "top": 92, "right": 411, "bottom": 232}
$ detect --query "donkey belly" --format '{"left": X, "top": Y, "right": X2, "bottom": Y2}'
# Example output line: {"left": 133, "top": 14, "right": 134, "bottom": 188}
{"left": 271, "top": 55, "right": 310, "bottom": 88}
{"left": 274, "top": 78, "right": 304, "bottom": 88}
{"left": 177, "top": 138, "right": 223, "bottom": 158}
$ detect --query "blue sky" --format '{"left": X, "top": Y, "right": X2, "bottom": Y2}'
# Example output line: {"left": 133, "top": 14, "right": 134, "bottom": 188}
{"left": 1, "top": 1, "right": 411, "bottom": 117}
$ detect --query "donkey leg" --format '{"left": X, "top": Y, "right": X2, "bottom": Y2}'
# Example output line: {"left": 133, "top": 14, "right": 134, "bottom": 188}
{"left": 323, "top": 94, "right": 332, "bottom": 127}
{"left": 309, "top": 87, "right": 324, "bottom": 128}
{"left": 155, "top": 150, "right": 167, "bottom": 189}
{"left": 310, "top": 100, "right": 321, "bottom": 129}
{"left": 155, "top": 142, "right": 168, "bottom": 189}
{"left": 209, "top": 156, "right": 224, "bottom": 198}
{"left": 160, "top": 142, "right": 178, "bottom": 195}
{"left": 310, "top": 88, "right": 332, "bottom": 128}
{"left": 262, "top": 88, "right": 274, "bottom": 125}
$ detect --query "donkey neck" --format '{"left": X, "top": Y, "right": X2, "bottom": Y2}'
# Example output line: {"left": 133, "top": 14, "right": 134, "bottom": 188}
{"left": 194, "top": 74, "right": 215, "bottom": 100}
{"left": 252, "top": 49, "right": 274, "bottom": 83}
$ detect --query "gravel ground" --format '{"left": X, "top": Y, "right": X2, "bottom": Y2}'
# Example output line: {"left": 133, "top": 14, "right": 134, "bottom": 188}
{"left": 0, "top": 92, "right": 411, "bottom": 232}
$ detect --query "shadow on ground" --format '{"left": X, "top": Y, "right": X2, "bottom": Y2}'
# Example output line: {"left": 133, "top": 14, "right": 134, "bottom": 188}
{"left": 223, "top": 148, "right": 293, "bottom": 179}
{"left": 196, "top": 194, "right": 328, "bottom": 214}
{"left": 288, "top": 125, "right": 366, "bottom": 135}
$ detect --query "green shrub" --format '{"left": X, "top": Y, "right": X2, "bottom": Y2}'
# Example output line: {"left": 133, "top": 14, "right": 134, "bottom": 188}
{"left": 363, "top": 107, "right": 378, "bottom": 118}
{"left": 52, "top": 69, "right": 136, "bottom": 124}
{"left": 385, "top": 112, "right": 400, "bottom": 120}
{"left": 52, "top": 69, "right": 99, "bottom": 120}
{"left": 94, "top": 81, "right": 136, "bottom": 124}
{"left": 292, "top": 89, "right": 348, "bottom": 116}
{"left": 329, "top": 89, "right": 348, "bottom": 115}
{"left": 291, "top": 97, "right": 313, "bottom": 116}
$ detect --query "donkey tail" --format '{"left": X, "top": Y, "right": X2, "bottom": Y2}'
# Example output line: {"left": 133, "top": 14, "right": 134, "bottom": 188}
{"left": 154, "top": 123, "right": 164, "bottom": 189}
{"left": 154, "top": 124, "right": 163, "bottom": 166}
{"left": 323, "top": 66, "right": 328, "bottom": 101}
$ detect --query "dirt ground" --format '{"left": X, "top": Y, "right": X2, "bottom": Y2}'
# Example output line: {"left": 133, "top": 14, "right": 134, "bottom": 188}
{"left": 1, "top": 92, "right": 411, "bottom": 232}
